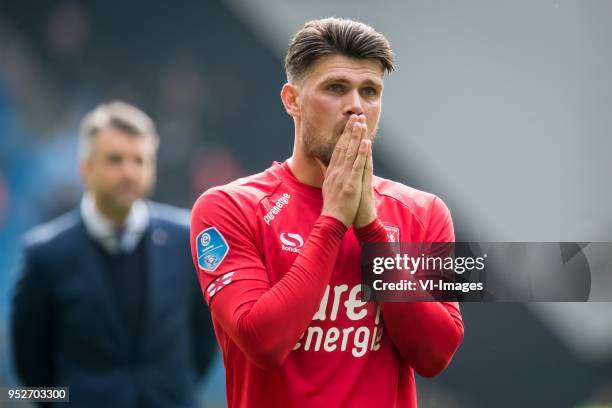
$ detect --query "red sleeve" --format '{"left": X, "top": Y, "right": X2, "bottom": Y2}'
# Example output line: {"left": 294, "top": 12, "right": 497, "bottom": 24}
{"left": 190, "top": 190, "right": 347, "bottom": 369}
{"left": 355, "top": 197, "right": 464, "bottom": 378}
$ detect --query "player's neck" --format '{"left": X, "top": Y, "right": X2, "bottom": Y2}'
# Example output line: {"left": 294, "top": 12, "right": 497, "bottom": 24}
{"left": 287, "top": 147, "right": 325, "bottom": 189}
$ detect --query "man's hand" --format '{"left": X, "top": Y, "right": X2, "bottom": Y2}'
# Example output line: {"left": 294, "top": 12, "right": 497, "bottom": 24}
{"left": 354, "top": 119, "right": 377, "bottom": 229}
{"left": 354, "top": 145, "right": 376, "bottom": 228}
{"left": 320, "top": 114, "right": 370, "bottom": 227}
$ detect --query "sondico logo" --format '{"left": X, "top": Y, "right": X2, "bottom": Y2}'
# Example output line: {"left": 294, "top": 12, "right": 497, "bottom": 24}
{"left": 280, "top": 233, "right": 304, "bottom": 253}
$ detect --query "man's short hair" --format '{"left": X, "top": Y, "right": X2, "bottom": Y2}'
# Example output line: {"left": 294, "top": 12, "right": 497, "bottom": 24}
{"left": 284, "top": 17, "right": 395, "bottom": 84}
{"left": 78, "top": 100, "right": 159, "bottom": 160}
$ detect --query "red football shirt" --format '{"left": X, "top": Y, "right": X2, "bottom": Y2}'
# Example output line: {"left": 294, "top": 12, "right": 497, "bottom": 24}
{"left": 190, "top": 161, "right": 463, "bottom": 408}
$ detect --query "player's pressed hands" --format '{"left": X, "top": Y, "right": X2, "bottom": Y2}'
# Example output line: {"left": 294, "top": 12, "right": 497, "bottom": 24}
{"left": 320, "top": 114, "right": 370, "bottom": 227}
{"left": 354, "top": 121, "right": 377, "bottom": 229}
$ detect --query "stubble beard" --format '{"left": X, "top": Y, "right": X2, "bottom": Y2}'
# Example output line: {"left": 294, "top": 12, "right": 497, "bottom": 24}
{"left": 301, "top": 120, "right": 345, "bottom": 167}
{"left": 301, "top": 119, "right": 378, "bottom": 167}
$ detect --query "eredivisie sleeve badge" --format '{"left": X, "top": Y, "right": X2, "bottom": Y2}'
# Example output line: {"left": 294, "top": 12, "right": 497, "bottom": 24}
{"left": 196, "top": 227, "right": 230, "bottom": 272}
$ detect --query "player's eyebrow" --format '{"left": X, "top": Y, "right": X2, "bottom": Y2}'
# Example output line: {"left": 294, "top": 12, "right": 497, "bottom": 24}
{"left": 320, "top": 75, "right": 383, "bottom": 89}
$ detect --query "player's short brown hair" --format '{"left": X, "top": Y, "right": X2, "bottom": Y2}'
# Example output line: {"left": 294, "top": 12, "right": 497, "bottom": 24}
{"left": 78, "top": 100, "right": 159, "bottom": 160}
{"left": 284, "top": 17, "right": 395, "bottom": 83}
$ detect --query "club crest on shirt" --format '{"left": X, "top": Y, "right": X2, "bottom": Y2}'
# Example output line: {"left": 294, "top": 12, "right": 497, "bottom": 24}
{"left": 384, "top": 225, "right": 401, "bottom": 243}
{"left": 196, "top": 227, "right": 229, "bottom": 271}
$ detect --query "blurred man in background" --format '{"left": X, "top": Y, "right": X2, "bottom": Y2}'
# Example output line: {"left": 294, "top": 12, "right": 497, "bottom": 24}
{"left": 11, "top": 101, "right": 216, "bottom": 407}
{"left": 190, "top": 18, "right": 463, "bottom": 407}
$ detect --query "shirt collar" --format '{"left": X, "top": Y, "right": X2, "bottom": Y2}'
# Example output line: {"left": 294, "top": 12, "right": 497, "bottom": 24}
{"left": 80, "top": 192, "right": 149, "bottom": 254}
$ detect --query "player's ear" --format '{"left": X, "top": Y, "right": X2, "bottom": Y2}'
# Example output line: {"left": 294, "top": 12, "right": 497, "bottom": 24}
{"left": 281, "top": 83, "right": 300, "bottom": 118}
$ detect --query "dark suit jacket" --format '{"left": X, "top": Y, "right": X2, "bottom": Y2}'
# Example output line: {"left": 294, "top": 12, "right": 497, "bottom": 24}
{"left": 10, "top": 202, "right": 216, "bottom": 407}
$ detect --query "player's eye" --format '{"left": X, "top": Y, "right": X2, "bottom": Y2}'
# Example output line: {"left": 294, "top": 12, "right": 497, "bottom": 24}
{"left": 361, "top": 87, "right": 378, "bottom": 97}
{"left": 328, "top": 84, "right": 344, "bottom": 93}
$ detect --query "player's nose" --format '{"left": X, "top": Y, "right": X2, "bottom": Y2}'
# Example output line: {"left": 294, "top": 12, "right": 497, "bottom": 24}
{"left": 343, "top": 89, "right": 364, "bottom": 116}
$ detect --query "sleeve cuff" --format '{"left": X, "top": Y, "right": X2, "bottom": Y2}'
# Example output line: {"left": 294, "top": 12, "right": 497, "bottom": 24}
{"left": 355, "top": 218, "right": 389, "bottom": 243}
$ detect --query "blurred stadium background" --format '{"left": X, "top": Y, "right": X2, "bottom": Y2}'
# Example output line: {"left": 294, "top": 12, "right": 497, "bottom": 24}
{"left": 1, "top": 0, "right": 611, "bottom": 406}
